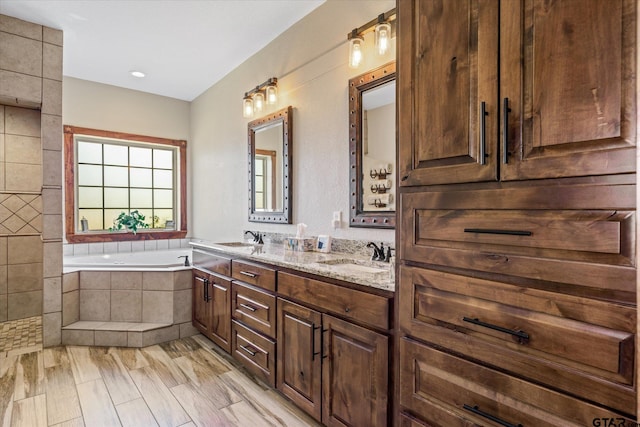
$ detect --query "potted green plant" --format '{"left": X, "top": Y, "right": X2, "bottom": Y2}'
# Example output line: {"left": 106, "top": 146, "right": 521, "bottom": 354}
{"left": 109, "top": 210, "right": 150, "bottom": 234}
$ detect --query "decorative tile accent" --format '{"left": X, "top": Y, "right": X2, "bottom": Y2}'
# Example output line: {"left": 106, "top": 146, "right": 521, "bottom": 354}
{"left": 0, "top": 193, "right": 42, "bottom": 235}
{"left": 0, "top": 315, "right": 42, "bottom": 351}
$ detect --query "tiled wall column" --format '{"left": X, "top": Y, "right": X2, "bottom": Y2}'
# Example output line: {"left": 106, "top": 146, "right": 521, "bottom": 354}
{"left": 0, "top": 14, "right": 63, "bottom": 347}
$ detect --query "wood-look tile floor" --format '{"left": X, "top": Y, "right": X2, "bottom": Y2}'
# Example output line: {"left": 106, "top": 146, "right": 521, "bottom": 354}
{"left": 0, "top": 334, "right": 322, "bottom": 427}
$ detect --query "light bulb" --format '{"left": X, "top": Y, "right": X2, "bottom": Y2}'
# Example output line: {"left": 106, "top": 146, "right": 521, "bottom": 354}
{"left": 375, "top": 22, "right": 391, "bottom": 55}
{"left": 243, "top": 95, "right": 254, "bottom": 118}
{"left": 253, "top": 92, "right": 265, "bottom": 113}
{"left": 266, "top": 84, "right": 278, "bottom": 105}
{"left": 348, "top": 36, "right": 364, "bottom": 69}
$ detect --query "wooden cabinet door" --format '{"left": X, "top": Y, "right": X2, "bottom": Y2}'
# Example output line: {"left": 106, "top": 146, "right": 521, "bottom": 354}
{"left": 398, "top": 0, "right": 498, "bottom": 186}
{"left": 321, "top": 314, "right": 389, "bottom": 427}
{"left": 208, "top": 274, "right": 231, "bottom": 353}
{"left": 500, "top": 0, "right": 637, "bottom": 180}
{"left": 192, "top": 271, "right": 211, "bottom": 335}
{"left": 276, "top": 298, "right": 322, "bottom": 422}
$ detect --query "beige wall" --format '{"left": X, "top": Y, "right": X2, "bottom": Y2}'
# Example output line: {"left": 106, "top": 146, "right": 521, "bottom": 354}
{"left": 190, "top": 0, "right": 396, "bottom": 243}
{"left": 63, "top": 77, "right": 190, "bottom": 140}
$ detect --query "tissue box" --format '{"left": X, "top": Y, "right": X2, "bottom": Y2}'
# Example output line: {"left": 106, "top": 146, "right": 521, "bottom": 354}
{"left": 284, "top": 237, "right": 315, "bottom": 252}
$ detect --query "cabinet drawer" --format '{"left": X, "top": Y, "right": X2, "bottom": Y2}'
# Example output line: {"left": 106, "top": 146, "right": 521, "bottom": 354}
{"left": 232, "top": 281, "right": 276, "bottom": 338}
{"left": 400, "top": 338, "right": 635, "bottom": 427}
{"left": 231, "top": 320, "right": 276, "bottom": 387}
{"left": 192, "top": 249, "right": 231, "bottom": 276}
{"left": 399, "top": 266, "right": 636, "bottom": 415}
{"left": 232, "top": 259, "right": 276, "bottom": 292}
{"left": 278, "top": 272, "right": 390, "bottom": 330}
{"left": 401, "top": 190, "right": 636, "bottom": 300}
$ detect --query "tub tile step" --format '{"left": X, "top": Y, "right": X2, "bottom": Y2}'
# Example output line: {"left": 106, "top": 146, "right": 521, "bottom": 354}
{"left": 62, "top": 321, "right": 171, "bottom": 333}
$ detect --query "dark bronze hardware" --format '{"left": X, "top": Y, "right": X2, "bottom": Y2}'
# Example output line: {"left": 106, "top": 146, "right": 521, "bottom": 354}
{"left": 195, "top": 276, "right": 208, "bottom": 302}
{"left": 239, "top": 271, "right": 258, "bottom": 278}
{"left": 321, "top": 328, "right": 328, "bottom": 359}
{"left": 464, "top": 228, "right": 532, "bottom": 236}
{"left": 312, "top": 324, "right": 321, "bottom": 360}
{"left": 239, "top": 303, "right": 257, "bottom": 312}
{"left": 502, "top": 97, "right": 511, "bottom": 164}
{"left": 463, "top": 404, "right": 522, "bottom": 427}
{"left": 463, "top": 317, "right": 529, "bottom": 343}
{"left": 239, "top": 345, "right": 256, "bottom": 357}
{"left": 479, "top": 101, "right": 488, "bottom": 165}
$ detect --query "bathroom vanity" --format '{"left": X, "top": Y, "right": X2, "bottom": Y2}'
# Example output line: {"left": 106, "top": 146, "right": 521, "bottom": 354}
{"left": 190, "top": 241, "right": 394, "bottom": 427}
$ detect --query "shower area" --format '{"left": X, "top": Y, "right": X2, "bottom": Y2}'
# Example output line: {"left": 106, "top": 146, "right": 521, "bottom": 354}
{"left": 0, "top": 14, "right": 64, "bottom": 349}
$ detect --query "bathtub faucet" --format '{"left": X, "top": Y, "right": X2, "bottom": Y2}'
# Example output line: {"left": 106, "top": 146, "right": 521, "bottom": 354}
{"left": 178, "top": 255, "right": 190, "bottom": 266}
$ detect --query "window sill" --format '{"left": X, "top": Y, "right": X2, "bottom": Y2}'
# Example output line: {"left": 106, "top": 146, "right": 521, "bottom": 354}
{"left": 66, "top": 230, "right": 187, "bottom": 244}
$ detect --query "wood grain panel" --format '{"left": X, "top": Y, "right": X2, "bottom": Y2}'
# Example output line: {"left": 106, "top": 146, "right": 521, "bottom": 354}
{"left": 231, "top": 259, "right": 276, "bottom": 292}
{"left": 232, "top": 281, "right": 276, "bottom": 338}
{"left": 276, "top": 298, "right": 322, "bottom": 422}
{"left": 278, "top": 272, "right": 390, "bottom": 330}
{"left": 500, "top": 0, "right": 637, "bottom": 180}
{"left": 400, "top": 338, "right": 636, "bottom": 426}
{"left": 231, "top": 320, "right": 276, "bottom": 388}
{"left": 322, "top": 314, "right": 389, "bottom": 427}
{"left": 399, "top": 265, "right": 637, "bottom": 415}
{"left": 11, "top": 394, "right": 46, "bottom": 427}
{"left": 76, "top": 379, "right": 121, "bottom": 427}
{"left": 115, "top": 398, "right": 159, "bottom": 427}
{"left": 43, "top": 348, "right": 82, "bottom": 425}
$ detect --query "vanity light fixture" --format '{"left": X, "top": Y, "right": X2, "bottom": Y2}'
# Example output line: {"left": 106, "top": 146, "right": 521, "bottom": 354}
{"left": 375, "top": 20, "right": 391, "bottom": 55}
{"left": 243, "top": 93, "right": 254, "bottom": 118}
{"left": 242, "top": 77, "right": 278, "bottom": 118}
{"left": 347, "top": 8, "right": 396, "bottom": 68}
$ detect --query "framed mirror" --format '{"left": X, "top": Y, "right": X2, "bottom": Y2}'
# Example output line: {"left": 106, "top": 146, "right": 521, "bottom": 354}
{"left": 349, "top": 61, "right": 396, "bottom": 228}
{"left": 248, "top": 106, "right": 292, "bottom": 223}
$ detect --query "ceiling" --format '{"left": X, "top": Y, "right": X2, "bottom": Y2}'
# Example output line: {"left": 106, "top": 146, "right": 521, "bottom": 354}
{"left": 0, "top": 0, "right": 325, "bottom": 101}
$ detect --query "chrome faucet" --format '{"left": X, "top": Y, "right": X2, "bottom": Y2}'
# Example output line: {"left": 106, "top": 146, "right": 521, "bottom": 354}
{"left": 244, "top": 230, "right": 264, "bottom": 244}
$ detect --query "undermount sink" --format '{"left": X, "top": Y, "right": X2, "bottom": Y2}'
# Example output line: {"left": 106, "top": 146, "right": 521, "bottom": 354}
{"left": 317, "top": 259, "right": 389, "bottom": 276}
{"left": 215, "top": 241, "right": 255, "bottom": 247}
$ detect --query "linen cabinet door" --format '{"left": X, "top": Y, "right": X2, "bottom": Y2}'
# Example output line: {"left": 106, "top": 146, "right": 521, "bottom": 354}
{"left": 500, "top": 0, "right": 637, "bottom": 181}
{"left": 208, "top": 274, "right": 231, "bottom": 353}
{"left": 192, "top": 270, "right": 211, "bottom": 336}
{"left": 277, "top": 298, "right": 322, "bottom": 422}
{"left": 398, "top": 0, "right": 499, "bottom": 186}
{"left": 321, "top": 314, "right": 388, "bottom": 427}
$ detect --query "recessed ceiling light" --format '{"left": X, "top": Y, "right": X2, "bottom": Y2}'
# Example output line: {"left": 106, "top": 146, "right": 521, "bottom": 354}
{"left": 130, "top": 71, "right": 145, "bottom": 78}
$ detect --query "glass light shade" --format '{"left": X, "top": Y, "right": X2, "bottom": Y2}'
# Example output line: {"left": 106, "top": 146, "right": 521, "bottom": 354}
{"left": 265, "top": 84, "right": 278, "bottom": 105}
{"left": 253, "top": 92, "right": 265, "bottom": 113}
{"left": 348, "top": 36, "right": 364, "bottom": 69}
{"left": 375, "top": 22, "right": 391, "bottom": 55}
{"left": 243, "top": 96, "right": 254, "bottom": 118}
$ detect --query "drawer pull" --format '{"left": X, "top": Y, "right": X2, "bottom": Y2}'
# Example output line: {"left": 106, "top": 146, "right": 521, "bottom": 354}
{"left": 464, "top": 228, "right": 532, "bottom": 236}
{"left": 240, "top": 345, "right": 256, "bottom": 357}
{"left": 239, "top": 303, "right": 257, "bottom": 312}
{"left": 463, "top": 317, "right": 529, "bottom": 343}
{"left": 239, "top": 271, "right": 258, "bottom": 278}
{"left": 463, "top": 404, "right": 522, "bottom": 427}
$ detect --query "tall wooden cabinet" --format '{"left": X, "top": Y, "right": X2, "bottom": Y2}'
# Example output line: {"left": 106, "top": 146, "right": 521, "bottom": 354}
{"left": 396, "top": 0, "right": 638, "bottom": 425}
{"left": 398, "top": 0, "right": 636, "bottom": 187}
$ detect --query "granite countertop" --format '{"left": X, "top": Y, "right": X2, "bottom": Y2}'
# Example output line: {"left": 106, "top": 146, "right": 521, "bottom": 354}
{"left": 189, "top": 240, "right": 395, "bottom": 292}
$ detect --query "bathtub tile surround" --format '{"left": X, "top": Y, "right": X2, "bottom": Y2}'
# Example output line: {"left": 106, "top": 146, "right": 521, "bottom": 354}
{"left": 0, "top": 14, "right": 64, "bottom": 346}
{"left": 61, "top": 269, "right": 195, "bottom": 347}
{"left": 65, "top": 237, "right": 191, "bottom": 256}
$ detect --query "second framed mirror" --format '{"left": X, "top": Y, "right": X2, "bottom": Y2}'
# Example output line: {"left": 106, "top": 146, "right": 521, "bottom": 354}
{"left": 349, "top": 61, "right": 396, "bottom": 228}
{"left": 248, "top": 106, "right": 292, "bottom": 223}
